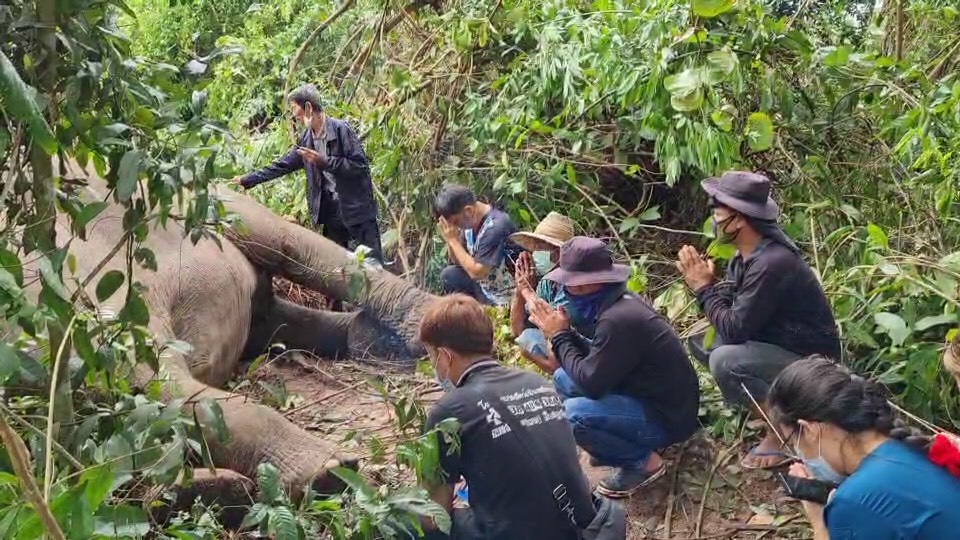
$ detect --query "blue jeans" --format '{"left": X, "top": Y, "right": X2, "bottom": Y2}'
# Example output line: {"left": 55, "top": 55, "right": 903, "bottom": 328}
{"left": 554, "top": 369, "right": 670, "bottom": 468}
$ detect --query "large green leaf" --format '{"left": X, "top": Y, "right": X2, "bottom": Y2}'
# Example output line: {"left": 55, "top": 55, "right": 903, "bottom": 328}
{"left": 256, "top": 463, "right": 283, "bottom": 503}
{"left": 267, "top": 506, "right": 300, "bottom": 540}
{"left": 81, "top": 464, "right": 115, "bottom": 509}
{"left": 915, "top": 314, "right": 956, "bottom": 332}
{"left": 745, "top": 112, "right": 774, "bottom": 151}
{"left": 96, "top": 270, "right": 125, "bottom": 302}
{"left": 197, "top": 398, "right": 228, "bottom": 443}
{"left": 0, "top": 342, "right": 20, "bottom": 382}
{"left": 664, "top": 68, "right": 701, "bottom": 97}
{"left": 711, "top": 108, "right": 734, "bottom": 131}
{"left": 692, "top": 0, "right": 736, "bottom": 18}
{"left": 705, "top": 47, "right": 738, "bottom": 83}
{"left": 0, "top": 52, "right": 57, "bottom": 154}
{"left": 670, "top": 88, "right": 704, "bottom": 111}
{"left": 116, "top": 150, "right": 141, "bottom": 202}
{"left": 93, "top": 505, "right": 151, "bottom": 538}
{"left": 874, "top": 312, "right": 910, "bottom": 347}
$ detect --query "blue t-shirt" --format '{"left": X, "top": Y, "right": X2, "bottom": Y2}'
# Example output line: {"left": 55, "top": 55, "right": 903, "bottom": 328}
{"left": 824, "top": 439, "right": 960, "bottom": 539}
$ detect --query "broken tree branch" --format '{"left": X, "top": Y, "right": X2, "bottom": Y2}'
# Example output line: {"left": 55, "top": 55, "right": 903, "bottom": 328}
{"left": 0, "top": 415, "right": 67, "bottom": 540}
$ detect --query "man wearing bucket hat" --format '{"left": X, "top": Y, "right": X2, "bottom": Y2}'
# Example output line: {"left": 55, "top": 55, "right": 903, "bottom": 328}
{"left": 507, "top": 212, "right": 584, "bottom": 372}
{"left": 676, "top": 171, "right": 840, "bottom": 470}
{"left": 528, "top": 237, "right": 700, "bottom": 498}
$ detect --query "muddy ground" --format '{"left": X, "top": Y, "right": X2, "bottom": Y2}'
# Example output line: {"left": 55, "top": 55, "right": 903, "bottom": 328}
{"left": 235, "top": 350, "right": 813, "bottom": 540}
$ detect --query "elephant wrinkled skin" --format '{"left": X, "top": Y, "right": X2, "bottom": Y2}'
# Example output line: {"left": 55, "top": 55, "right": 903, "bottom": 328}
{"left": 36, "top": 161, "right": 437, "bottom": 495}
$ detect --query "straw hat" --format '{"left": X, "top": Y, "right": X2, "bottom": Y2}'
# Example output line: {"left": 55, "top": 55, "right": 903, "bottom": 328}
{"left": 511, "top": 212, "right": 575, "bottom": 251}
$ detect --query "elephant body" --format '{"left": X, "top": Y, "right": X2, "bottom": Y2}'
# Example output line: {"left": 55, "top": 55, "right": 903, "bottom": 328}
{"left": 39, "top": 161, "right": 436, "bottom": 493}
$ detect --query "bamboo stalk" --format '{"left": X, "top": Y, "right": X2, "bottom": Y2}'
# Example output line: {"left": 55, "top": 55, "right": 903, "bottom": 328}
{"left": 0, "top": 416, "right": 67, "bottom": 540}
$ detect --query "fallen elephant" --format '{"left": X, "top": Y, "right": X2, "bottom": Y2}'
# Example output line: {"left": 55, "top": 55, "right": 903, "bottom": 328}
{"left": 26, "top": 160, "right": 438, "bottom": 498}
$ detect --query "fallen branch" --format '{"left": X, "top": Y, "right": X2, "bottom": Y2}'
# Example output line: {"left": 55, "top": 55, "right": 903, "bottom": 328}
{"left": 282, "top": 0, "right": 358, "bottom": 140}
{"left": 695, "top": 444, "right": 738, "bottom": 538}
{"left": 662, "top": 443, "right": 687, "bottom": 539}
{"left": 0, "top": 415, "right": 67, "bottom": 540}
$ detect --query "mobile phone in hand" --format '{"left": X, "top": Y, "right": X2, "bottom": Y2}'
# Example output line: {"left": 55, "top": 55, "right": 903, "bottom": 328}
{"left": 776, "top": 472, "right": 837, "bottom": 505}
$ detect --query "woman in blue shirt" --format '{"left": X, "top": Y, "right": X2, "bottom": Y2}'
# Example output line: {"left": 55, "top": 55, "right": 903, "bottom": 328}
{"left": 768, "top": 356, "right": 960, "bottom": 539}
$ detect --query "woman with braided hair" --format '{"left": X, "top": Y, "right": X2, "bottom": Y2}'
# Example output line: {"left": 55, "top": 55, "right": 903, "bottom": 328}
{"left": 768, "top": 356, "right": 960, "bottom": 539}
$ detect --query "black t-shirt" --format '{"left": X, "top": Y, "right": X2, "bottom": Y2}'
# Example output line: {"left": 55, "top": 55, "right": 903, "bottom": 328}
{"left": 425, "top": 362, "right": 594, "bottom": 540}
{"left": 695, "top": 240, "right": 841, "bottom": 359}
{"left": 551, "top": 291, "right": 701, "bottom": 443}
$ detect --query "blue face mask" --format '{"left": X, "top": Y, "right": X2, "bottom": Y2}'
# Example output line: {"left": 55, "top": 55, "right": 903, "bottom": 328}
{"left": 532, "top": 251, "right": 554, "bottom": 275}
{"left": 565, "top": 285, "right": 614, "bottom": 325}
{"left": 433, "top": 349, "right": 456, "bottom": 392}
{"left": 794, "top": 425, "right": 847, "bottom": 485}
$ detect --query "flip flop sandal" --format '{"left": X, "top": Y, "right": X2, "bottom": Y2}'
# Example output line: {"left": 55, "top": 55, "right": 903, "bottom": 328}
{"left": 740, "top": 447, "right": 793, "bottom": 470}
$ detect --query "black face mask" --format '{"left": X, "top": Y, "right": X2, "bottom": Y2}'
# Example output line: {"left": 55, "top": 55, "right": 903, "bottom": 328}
{"left": 712, "top": 214, "right": 741, "bottom": 244}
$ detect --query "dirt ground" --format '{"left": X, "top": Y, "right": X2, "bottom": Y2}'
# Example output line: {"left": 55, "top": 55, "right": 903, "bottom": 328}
{"left": 237, "top": 353, "right": 813, "bottom": 540}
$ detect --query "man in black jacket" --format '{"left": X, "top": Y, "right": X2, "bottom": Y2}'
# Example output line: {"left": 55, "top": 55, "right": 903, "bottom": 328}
{"left": 676, "top": 171, "right": 840, "bottom": 470}
{"left": 233, "top": 84, "right": 382, "bottom": 261}
{"left": 527, "top": 237, "right": 700, "bottom": 498}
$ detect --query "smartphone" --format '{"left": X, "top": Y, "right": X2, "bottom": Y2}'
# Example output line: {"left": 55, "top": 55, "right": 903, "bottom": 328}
{"left": 776, "top": 472, "right": 837, "bottom": 505}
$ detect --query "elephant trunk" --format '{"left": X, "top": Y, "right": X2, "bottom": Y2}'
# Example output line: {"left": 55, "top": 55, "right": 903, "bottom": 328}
{"left": 140, "top": 350, "right": 347, "bottom": 497}
{"left": 221, "top": 192, "right": 437, "bottom": 357}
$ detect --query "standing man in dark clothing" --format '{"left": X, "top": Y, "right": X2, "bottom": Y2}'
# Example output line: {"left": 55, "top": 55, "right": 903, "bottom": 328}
{"left": 233, "top": 84, "right": 382, "bottom": 262}
{"left": 527, "top": 237, "right": 700, "bottom": 499}
{"left": 675, "top": 171, "right": 840, "bottom": 470}
{"left": 417, "top": 294, "right": 623, "bottom": 540}
{"left": 435, "top": 184, "right": 521, "bottom": 306}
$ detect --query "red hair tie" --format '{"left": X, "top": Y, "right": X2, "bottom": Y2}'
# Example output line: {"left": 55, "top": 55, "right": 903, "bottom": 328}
{"left": 929, "top": 433, "right": 960, "bottom": 479}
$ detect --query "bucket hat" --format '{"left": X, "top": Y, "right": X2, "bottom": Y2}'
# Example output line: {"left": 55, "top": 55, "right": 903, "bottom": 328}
{"left": 543, "top": 237, "right": 630, "bottom": 287}
{"left": 701, "top": 171, "right": 779, "bottom": 220}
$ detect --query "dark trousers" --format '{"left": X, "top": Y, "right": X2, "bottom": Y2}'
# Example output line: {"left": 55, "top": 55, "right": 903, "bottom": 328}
{"left": 317, "top": 212, "right": 383, "bottom": 263}
{"left": 687, "top": 333, "right": 802, "bottom": 408}
{"left": 440, "top": 265, "right": 491, "bottom": 305}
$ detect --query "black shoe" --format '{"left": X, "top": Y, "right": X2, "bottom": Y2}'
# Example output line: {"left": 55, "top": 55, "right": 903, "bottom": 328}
{"left": 596, "top": 463, "right": 667, "bottom": 498}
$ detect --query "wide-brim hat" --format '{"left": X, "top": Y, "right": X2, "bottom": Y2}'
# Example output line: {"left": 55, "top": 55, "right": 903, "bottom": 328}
{"left": 510, "top": 212, "right": 575, "bottom": 251}
{"left": 701, "top": 171, "right": 779, "bottom": 220}
{"left": 543, "top": 236, "right": 631, "bottom": 287}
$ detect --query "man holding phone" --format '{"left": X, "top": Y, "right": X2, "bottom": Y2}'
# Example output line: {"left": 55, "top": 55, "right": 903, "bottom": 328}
{"left": 233, "top": 84, "right": 382, "bottom": 262}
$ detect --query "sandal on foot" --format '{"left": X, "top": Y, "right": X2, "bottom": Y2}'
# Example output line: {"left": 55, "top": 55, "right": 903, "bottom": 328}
{"left": 740, "top": 447, "right": 793, "bottom": 470}
{"left": 596, "top": 463, "right": 667, "bottom": 498}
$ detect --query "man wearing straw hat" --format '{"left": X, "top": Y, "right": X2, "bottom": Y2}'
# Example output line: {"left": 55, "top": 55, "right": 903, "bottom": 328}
{"left": 527, "top": 237, "right": 700, "bottom": 498}
{"left": 676, "top": 171, "right": 840, "bottom": 470}
{"left": 508, "top": 212, "right": 580, "bottom": 372}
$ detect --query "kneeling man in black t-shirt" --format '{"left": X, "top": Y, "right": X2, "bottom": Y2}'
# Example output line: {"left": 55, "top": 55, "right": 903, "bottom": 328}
{"left": 416, "top": 295, "right": 600, "bottom": 540}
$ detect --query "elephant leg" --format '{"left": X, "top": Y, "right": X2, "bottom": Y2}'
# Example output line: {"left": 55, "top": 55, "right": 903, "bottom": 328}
{"left": 245, "top": 296, "right": 408, "bottom": 361}
{"left": 220, "top": 191, "right": 437, "bottom": 357}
